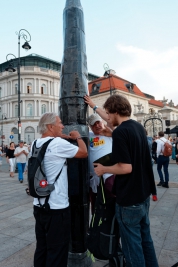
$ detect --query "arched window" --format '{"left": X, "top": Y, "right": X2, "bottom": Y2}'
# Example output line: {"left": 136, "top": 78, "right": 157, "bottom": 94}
{"left": 41, "top": 104, "right": 46, "bottom": 115}
{"left": 0, "top": 87, "right": 2, "bottom": 98}
{"left": 27, "top": 83, "right": 32, "bottom": 94}
{"left": 0, "top": 106, "right": 2, "bottom": 118}
{"left": 15, "top": 84, "right": 18, "bottom": 94}
{"left": 15, "top": 105, "right": 18, "bottom": 117}
{"left": 27, "top": 103, "right": 33, "bottom": 116}
{"left": 41, "top": 84, "right": 46, "bottom": 94}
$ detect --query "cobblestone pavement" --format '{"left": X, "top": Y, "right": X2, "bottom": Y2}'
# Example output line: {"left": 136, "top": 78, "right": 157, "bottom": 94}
{"left": 0, "top": 158, "right": 177, "bottom": 267}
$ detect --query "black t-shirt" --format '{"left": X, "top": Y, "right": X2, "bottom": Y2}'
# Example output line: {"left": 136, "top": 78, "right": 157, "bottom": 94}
{"left": 6, "top": 149, "right": 15, "bottom": 159}
{"left": 112, "top": 119, "right": 156, "bottom": 206}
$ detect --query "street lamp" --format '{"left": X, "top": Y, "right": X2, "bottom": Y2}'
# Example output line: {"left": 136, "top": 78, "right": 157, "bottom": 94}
{"left": 143, "top": 109, "right": 163, "bottom": 137}
{"left": 5, "top": 29, "right": 31, "bottom": 142}
{"left": 1, "top": 113, "right": 7, "bottom": 149}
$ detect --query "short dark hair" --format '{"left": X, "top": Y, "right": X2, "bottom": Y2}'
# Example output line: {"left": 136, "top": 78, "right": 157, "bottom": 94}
{"left": 158, "top": 131, "right": 164, "bottom": 137}
{"left": 103, "top": 94, "right": 132, "bottom": 116}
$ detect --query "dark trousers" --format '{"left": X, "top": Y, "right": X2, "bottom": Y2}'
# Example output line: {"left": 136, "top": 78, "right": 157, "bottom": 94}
{"left": 33, "top": 206, "right": 71, "bottom": 267}
{"left": 157, "top": 155, "right": 169, "bottom": 183}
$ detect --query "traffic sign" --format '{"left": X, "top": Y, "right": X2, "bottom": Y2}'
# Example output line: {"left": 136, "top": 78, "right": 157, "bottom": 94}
{"left": 9, "top": 135, "right": 14, "bottom": 139}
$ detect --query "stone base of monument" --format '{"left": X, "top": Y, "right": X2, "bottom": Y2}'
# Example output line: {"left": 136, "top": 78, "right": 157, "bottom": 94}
{"left": 68, "top": 251, "right": 93, "bottom": 267}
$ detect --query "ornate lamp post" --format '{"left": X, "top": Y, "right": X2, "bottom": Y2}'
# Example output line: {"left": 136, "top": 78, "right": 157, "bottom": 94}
{"left": 1, "top": 113, "right": 7, "bottom": 149}
{"left": 5, "top": 29, "right": 31, "bottom": 142}
{"left": 143, "top": 108, "right": 163, "bottom": 137}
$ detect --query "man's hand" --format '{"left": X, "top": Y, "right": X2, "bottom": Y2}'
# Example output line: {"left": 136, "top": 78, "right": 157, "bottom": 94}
{"left": 69, "top": 131, "right": 81, "bottom": 140}
{"left": 94, "top": 163, "right": 105, "bottom": 176}
{"left": 84, "top": 95, "right": 95, "bottom": 109}
{"left": 100, "top": 125, "right": 113, "bottom": 137}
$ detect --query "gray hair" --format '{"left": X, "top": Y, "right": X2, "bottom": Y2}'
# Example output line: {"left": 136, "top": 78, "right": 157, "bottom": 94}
{"left": 38, "top": 112, "right": 57, "bottom": 134}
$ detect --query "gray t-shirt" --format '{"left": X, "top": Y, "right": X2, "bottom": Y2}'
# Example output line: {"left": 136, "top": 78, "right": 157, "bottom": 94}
{"left": 14, "top": 146, "right": 29, "bottom": 163}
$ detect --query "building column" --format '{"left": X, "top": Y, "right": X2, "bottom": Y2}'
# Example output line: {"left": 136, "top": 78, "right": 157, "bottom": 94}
{"left": 34, "top": 100, "right": 37, "bottom": 116}
{"left": 39, "top": 79, "right": 41, "bottom": 94}
{"left": 34, "top": 78, "right": 36, "bottom": 94}
{"left": 23, "top": 78, "right": 25, "bottom": 94}
{"left": 22, "top": 100, "right": 25, "bottom": 117}
{"left": 39, "top": 100, "right": 41, "bottom": 116}
{"left": 11, "top": 81, "right": 13, "bottom": 95}
{"left": 48, "top": 80, "right": 50, "bottom": 95}
{"left": 10, "top": 102, "right": 12, "bottom": 118}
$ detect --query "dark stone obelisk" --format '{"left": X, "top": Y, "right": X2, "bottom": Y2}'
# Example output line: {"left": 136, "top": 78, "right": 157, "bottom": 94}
{"left": 59, "top": 0, "right": 92, "bottom": 266}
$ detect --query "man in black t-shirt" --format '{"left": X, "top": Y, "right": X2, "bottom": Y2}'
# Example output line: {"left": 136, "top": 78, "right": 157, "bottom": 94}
{"left": 94, "top": 94, "right": 158, "bottom": 267}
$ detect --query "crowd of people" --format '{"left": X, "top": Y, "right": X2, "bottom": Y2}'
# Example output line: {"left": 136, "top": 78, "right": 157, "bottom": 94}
{"left": 0, "top": 141, "right": 30, "bottom": 183}
{"left": 0, "top": 94, "right": 178, "bottom": 267}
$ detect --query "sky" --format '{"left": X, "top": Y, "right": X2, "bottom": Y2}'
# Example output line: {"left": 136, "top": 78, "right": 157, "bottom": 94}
{"left": 1, "top": 0, "right": 178, "bottom": 104}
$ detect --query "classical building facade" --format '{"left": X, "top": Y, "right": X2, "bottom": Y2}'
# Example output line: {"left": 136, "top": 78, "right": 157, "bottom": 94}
{"left": 1, "top": 55, "right": 178, "bottom": 146}
{"left": 0, "top": 54, "right": 99, "bottom": 145}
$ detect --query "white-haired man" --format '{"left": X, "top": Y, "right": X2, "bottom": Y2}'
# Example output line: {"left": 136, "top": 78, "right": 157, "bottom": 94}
{"left": 32, "top": 112, "right": 87, "bottom": 267}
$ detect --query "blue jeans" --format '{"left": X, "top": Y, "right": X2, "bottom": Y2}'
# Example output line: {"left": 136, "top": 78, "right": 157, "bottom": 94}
{"left": 115, "top": 198, "right": 158, "bottom": 267}
{"left": 17, "top": 162, "right": 26, "bottom": 181}
{"left": 157, "top": 155, "right": 169, "bottom": 182}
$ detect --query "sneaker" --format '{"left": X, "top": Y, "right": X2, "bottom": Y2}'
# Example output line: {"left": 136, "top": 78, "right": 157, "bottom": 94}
{"left": 152, "top": 195, "right": 158, "bottom": 201}
{"left": 162, "top": 182, "right": 169, "bottom": 188}
{"left": 157, "top": 181, "right": 164, "bottom": 186}
{"left": 20, "top": 180, "right": 23, "bottom": 183}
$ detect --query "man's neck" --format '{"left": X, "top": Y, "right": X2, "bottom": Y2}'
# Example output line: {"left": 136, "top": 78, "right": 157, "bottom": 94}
{"left": 41, "top": 132, "right": 55, "bottom": 138}
{"left": 117, "top": 116, "right": 130, "bottom": 125}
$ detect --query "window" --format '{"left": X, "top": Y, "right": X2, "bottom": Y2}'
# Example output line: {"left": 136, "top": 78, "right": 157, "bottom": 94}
{"left": 27, "top": 103, "right": 33, "bottom": 116}
{"left": 27, "top": 83, "right": 32, "bottom": 94}
{"left": 172, "top": 114, "right": 174, "bottom": 120}
{"left": 41, "top": 84, "right": 46, "bottom": 94}
{"left": 0, "top": 87, "right": 1, "bottom": 98}
{"left": 15, "top": 84, "right": 18, "bottom": 94}
{"left": 41, "top": 104, "right": 46, "bottom": 115}
{"left": 15, "top": 105, "right": 18, "bottom": 117}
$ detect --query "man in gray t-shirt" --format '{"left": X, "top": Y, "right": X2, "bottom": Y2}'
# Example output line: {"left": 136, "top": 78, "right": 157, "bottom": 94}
{"left": 14, "top": 140, "right": 29, "bottom": 183}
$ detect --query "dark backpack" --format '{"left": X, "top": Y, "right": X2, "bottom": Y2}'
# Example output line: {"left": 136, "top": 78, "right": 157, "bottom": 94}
{"left": 87, "top": 176, "right": 125, "bottom": 266}
{"left": 161, "top": 140, "right": 172, "bottom": 157}
{"left": 28, "top": 138, "right": 64, "bottom": 210}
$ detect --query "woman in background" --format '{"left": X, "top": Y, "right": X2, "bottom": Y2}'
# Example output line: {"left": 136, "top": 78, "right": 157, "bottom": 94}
{"left": 6, "top": 142, "right": 16, "bottom": 177}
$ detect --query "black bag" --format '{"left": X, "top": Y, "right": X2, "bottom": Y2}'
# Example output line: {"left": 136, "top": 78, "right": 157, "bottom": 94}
{"left": 171, "top": 263, "right": 178, "bottom": 267}
{"left": 28, "top": 138, "right": 64, "bottom": 210}
{"left": 87, "top": 176, "right": 125, "bottom": 266}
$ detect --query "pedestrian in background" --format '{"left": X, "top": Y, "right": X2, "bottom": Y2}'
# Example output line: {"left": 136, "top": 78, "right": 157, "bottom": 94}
{"left": 6, "top": 142, "right": 16, "bottom": 177}
{"left": 156, "top": 131, "right": 171, "bottom": 188}
{"left": 0, "top": 146, "right": 4, "bottom": 167}
{"left": 14, "top": 140, "right": 29, "bottom": 183}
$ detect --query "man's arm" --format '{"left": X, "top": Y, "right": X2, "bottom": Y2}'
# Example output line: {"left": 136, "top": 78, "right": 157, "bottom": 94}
{"left": 14, "top": 149, "right": 23, "bottom": 157}
{"left": 94, "top": 162, "right": 132, "bottom": 176}
{"left": 84, "top": 95, "right": 108, "bottom": 121}
{"left": 69, "top": 131, "right": 88, "bottom": 158}
{"left": 156, "top": 140, "right": 162, "bottom": 157}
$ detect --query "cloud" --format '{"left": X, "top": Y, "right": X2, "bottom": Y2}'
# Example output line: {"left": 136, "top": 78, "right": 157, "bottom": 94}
{"left": 116, "top": 43, "right": 178, "bottom": 104}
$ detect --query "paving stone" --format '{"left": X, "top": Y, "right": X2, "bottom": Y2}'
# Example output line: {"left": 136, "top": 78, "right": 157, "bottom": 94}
{"left": 0, "top": 217, "right": 22, "bottom": 231}
{"left": 150, "top": 227, "right": 167, "bottom": 248}
{"left": 169, "top": 215, "right": 178, "bottom": 232}
{"left": 0, "top": 219, "right": 35, "bottom": 237}
{"left": 150, "top": 215, "right": 172, "bottom": 230}
{"left": 158, "top": 249, "right": 178, "bottom": 267}
{"left": 11, "top": 209, "right": 33, "bottom": 220}
{"left": 163, "top": 230, "right": 178, "bottom": 252}
{"left": 150, "top": 205, "right": 176, "bottom": 217}
{"left": 0, "top": 236, "right": 31, "bottom": 262}
{"left": 16, "top": 227, "right": 36, "bottom": 243}
{"left": 0, "top": 243, "right": 35, "bottom": 267}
